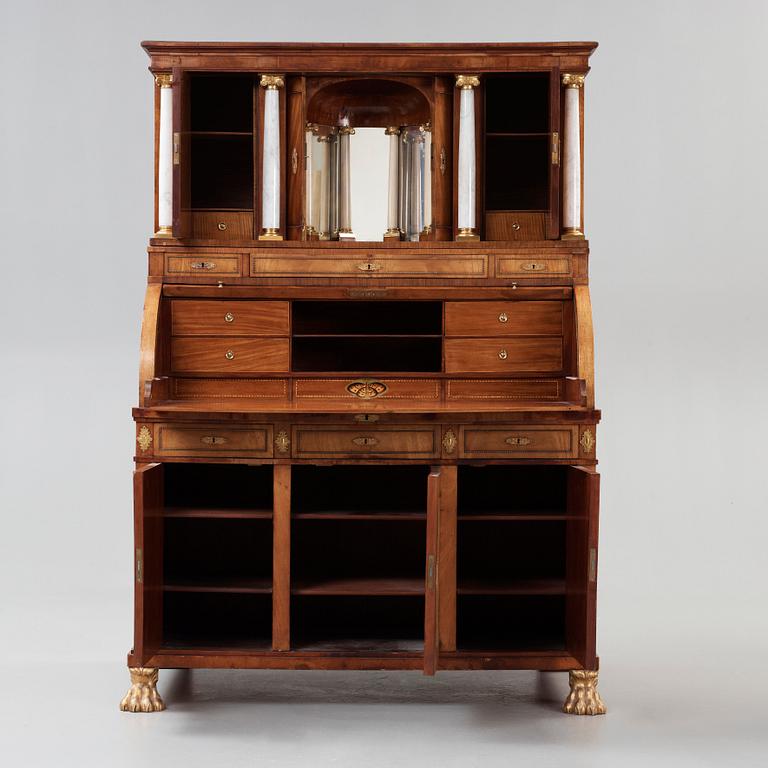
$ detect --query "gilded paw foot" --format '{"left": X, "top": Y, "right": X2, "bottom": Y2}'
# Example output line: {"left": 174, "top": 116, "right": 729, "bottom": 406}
{"left": 563, "top": 669, "right": 606, "bottom": 715}
{"left": 119, "top": 667, "right": 165, "bottom": 712}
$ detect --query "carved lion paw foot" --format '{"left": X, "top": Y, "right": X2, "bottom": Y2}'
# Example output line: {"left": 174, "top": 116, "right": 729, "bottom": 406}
{"left": 119, "top": 667, "right": 165, "bottom": 712}
{"left": 563, "top": 669, "right": 606, "bottom": 715}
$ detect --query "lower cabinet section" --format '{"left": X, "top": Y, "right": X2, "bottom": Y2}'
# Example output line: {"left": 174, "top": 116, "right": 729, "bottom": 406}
{"left": 132, "top": 462, "right": 598, "bottom": 670}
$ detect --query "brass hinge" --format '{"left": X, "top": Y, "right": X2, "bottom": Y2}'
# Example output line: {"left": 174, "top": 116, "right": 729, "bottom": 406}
{"left": 551, "top": 131, "right": 560, "bottom": 165}
{"left": 427, "top": 554, "right": 436, "bottom": 590}
{"left": 588, "top": 548, "right": 597, "bottom": 582}
{"left": 136, "top": 548, "right": 143, "bottom": 583}
{"left": 173, "top": 132, "right": 180, "bottom": 165}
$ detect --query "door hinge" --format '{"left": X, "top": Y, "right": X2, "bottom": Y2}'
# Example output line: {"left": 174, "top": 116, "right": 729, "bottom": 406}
{"left": 588, "top": 547, "right": 597, "bottom": 582}
{"left": 427, "top": 554, "right": 436, "bottom": 590}
{"left": 136, "top": 548, "right": 143, "bottom": 583}
{"left": 173, "top": 132, "right": 180, "bottom": 165}
{"left": 551, "top": 131, "right": 560, "bottom": 165}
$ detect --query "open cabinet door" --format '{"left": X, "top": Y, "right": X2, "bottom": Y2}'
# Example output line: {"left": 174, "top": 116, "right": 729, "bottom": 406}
{"left": 171, "top": 67, "right": 191, "bottom": 238}
{"left": 132, "top": 463, "right": 164, "bottom": 664}
{"left": 424, "top": 467, "right": 441, "bottom": 675}
{"left": 565, "top": 466, "right": 600, "bottom": 668}
{"left": 547, "top": 64, "right": 562, "bottom": 239}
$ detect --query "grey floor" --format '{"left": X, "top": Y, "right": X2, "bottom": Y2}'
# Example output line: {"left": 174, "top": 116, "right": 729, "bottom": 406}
{"left": 3, "top": 640, "right": 766, "bottom": 767}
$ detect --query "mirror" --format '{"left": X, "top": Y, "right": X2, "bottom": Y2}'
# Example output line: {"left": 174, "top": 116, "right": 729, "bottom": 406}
{"left": 304, "top": 79, "right": 432, "bottom": 242}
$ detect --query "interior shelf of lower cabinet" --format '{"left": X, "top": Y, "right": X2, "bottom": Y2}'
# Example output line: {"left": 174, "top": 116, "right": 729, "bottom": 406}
{"left": 457, "top": 578, "right": 565, "bottom": 595}
{"left": 290, "top": 596, "right": 424, "bottom": 652}
{"left": 164, "top": 463, "right": 273, "bottom": 512}
{"left": 164, "top": 578, "right": 272, "bottom": 594}
{"left": 292, "top": 577, "right": 424, "bottom": 596}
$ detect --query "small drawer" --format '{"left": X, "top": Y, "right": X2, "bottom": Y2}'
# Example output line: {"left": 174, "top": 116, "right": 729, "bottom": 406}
{"left": 166, "top": 254, "right": 241, "bottom": 276}
{"left": 460, "top": 426, "right": 578, "bottom": 458}
{"left": 172, "top": 378, "right": 289, "bottom": 400}
{"left": 485, "top": 212, "right": 546, "bottom": 241}
{"left": 171, "top": 300, "right": 289, "bottom": 336}
{"left": 446, "top": 378, "right": 563, "bottom": 401}
{"left": 294, "top": 378, "right": 441, "bottom": 402}
{"left": 445, "top": 338, "right": 563, "bottom": 373}
{"left": 251, "top": 253, "right": 488, "bottom": 279}
{"left": 496, "top": 256, "right": 571, "bottom": 278}
{"left": 155, "top": 424, "right": 273, "bottom": 458}
{"left": 445, "top": 301, "right": 563, "bottom": 337}
{"left": 292, "top": 426, "right": 440, "bottom": 458}
{"left": 171, "top": 337, "right": 290, "bottom": 374}
{"left": 192, "top": 211, "right": 253, "bottom": 240}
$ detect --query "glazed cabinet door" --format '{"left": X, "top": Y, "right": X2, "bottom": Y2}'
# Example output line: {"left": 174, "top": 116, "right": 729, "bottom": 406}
{"left": 171, "top": 67, "right": 191, "bottom": 238}
{"left": 547, "top": 64, "right": 562, "bottom": 239}
{"left": 132, "top": 463, "right": 164, "bottom": 664}
{"left": 565, "top": 466, "right": 600, "bottom": 668}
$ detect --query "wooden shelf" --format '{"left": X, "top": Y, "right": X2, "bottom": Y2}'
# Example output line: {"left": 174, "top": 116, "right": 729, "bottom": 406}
{"left": 293, "top": 510, "right": 425, "bottom": 520}
{"left": 292, "top": 334, "right": 443, "bottom": 339}
{"left": 189, "top": 131, "right": 253, "bottom": 136}
{"left": 164, "top": 507, "right": 273, "bottom": 519}
{"left": 164, "top": 578, "right": 272, "bottom": 594}
{"left": 292, "top": 577, "right": 424, "bottom": 596}
{"left": 485, "top": 132, "right": 550, "bottom": 137}
{"left": 458, "top": 578, "right": 565, "bottom": 595}
{"left": 458, "top": 513, "right": 567, "bottom": 521}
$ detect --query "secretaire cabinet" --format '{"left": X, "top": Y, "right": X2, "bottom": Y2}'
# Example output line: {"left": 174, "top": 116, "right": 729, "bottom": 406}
{"left": 121, "top": 41, "right": 606, "bottom": 717}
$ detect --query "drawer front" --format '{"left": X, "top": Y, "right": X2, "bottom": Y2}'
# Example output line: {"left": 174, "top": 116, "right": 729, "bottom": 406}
{"left": 447, "top": 378, "right": 563, "bottom": 401}
{"left": 294, "top": 378, "right": 441, "bottom": 402}
{"left": 171, "top": 338, "right": 290, "bottom": 374}
{"left": 172, "top": 377, "right": 288, "bottom": 400}
{"left": 192, "top": 211, "right": 253, "bottom": 240}
{"left": 460, "top": 426, "right": 578, "bottom": 458}
{"left": 445, "top": 301, "right": 563, "bottom": 337}
{"left": 496, "top": 256, "right": 571, "bottom": 278}
{"left": 292, "top": 426, "right": 440, "bottom": 458}
{"left": 166, "top": 254, "right": 242, "bottom": 276}
{"left": 445, "top": 338, "right": 563, "bottom": 373}
{"left": 485, "top": 212, "right": 546, "bottom": 241}
{"left": 251, "top": 253, "right": 488, "bottom": 279}
{"left": 171, "top": 300, "right": 289, "bottom": 336}
{"left": 155, "top": 425, "right": 273, "bottom": 458}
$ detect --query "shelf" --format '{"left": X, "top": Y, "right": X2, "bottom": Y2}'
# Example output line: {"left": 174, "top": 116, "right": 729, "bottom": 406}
{"left": 292, "top": 334, "right": 443, "bottom": 339}
{"left": 165, "top": 507, "right": 273, "bottom": 519}
{"left": 291, "top": 638, "right": 423, "bottom": 653}
{"left": 164, "top": 578, "right": 272, "bottom": 594}
{"left": 458, "top": 513, "right": 567, "bottom": 522}
{"left": 293, "top": 510, "right": 426, "bottom": 521}
{"left": 292, "top": 577, "right": 424, "bottom": 596}
{"left": 485, "top": 132, "right": 550, "bottom": 137}
{"left": 189, "top": 131, "right": 252, "bottom": 136}
{"left": 458, "top": 578, "right": 565, "bottom": 595}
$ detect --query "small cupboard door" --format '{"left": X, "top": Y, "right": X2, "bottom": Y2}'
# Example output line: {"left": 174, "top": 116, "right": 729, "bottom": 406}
{"left": 547, "top": 64, "right": 562, "bottom": 239}
{"left": 565, "top": 466, "right": 600, "bottom": 668}
{"left": 133, "top": 463, "right": 164, "bottom": 663}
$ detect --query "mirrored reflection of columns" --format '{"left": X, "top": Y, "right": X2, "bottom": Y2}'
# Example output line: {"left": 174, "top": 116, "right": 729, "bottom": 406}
{"left": 422, "top": 122, "right": 432, "bottom": 238}
{"left": 154, "top": 73, "right": 173, "bottom": 238}
{"left": 338, "top": 123, "right": 355, "bottom": 240}
{"left": 562, "top": 73, "right": 586, "bottom": 239}
{"left": 455, "top": 75, "right": 480, "bottom": 241}
{"left": 316, "top": 134, "right": 331, "bottom": 239}
{"left": 259, "top": 74, "right": 284, "bottom": 241}
{"left": 384, "top": 127, "right": 401, "bottom": 240}
{"left": 304, "top": 123, "right": 317, "bottom": 239}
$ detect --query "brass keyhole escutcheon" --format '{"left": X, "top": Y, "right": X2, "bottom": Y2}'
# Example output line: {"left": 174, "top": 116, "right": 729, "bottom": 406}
{"left": 498, "top": 312, "right": 508, "bottom": 323}
{"left": 225, "top": 350, "right": 235, "bottom": 360}
{"left": 217, "top": 222, "right": 227, "bottom": 231}
{"left": 224, "top": 312, "right": 234, "bottom": 323}
{"left": 498, "top": 349, "right": 508, "bottom": 360}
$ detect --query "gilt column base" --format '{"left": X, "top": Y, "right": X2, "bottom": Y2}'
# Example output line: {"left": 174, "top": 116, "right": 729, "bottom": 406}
{"left": 119, "top": 667, "right": 165, "bottom": 713}
{"left": 563, "top": 669, "right": 606, "bottom": 715}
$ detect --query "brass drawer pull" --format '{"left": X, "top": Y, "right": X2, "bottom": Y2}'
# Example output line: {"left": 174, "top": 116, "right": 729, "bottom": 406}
{"left": 498, "top": 349, "right": 508, "bottom": 360}
{"left": 352, "top": 436, "right": 379, "bottom": 447}
{"left": 505, "top": 436, "right": 532, "bottom": 446}
{"left": 357, "top": 261, "right": 383, "bottom": 272}
{"left": 498, "top": 312, "right": 508, "bottom": 323}
{"left": 224, "top": 312, "right": 234, "bottom": 323}
{"left": 511, "top": 222, "right": 521, "bottom": 231}
{"left": 217, "top": 222, "right": 227, "bottom": 231}
{"left": 225, "top": 350, "right": 235, "bottom": 360}
{"left": 191, "top": 261, "right": 216, "bottom": 270}
{"left": 522, "top": 262, "right": 547, "bottom": 271}
{"left": 200, "top": 435, "right": 228, "bottom": 445}
{"left": 347, "top": 379, "right": 388, "bottom": 399}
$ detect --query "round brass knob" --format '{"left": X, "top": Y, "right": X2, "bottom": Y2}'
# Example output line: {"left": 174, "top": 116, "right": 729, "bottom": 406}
{"left": 498, "top": 312, "right": 508, "bottom": 323}
{"left": 512, "top": 222, "right": 521, "bottom": 231}
{"left": 224, "top": 312, "right": 234, "bottom": 323}
{"left": 225, "top": 350, "right": 235, "bottom": 360}
{"left": 217, "top": 222, "right": 227, "bottom": 231}
{"left": 498, "top": 349, "right": 508, "bottom": 360}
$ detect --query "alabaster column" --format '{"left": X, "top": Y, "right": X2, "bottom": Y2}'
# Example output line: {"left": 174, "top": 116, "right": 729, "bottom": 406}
{"left": 455, "top": 75, "right": 480, "bottom": 241}
{"left": 316, "top": 135, "right": 331, "bottom": 239}
{"left": 562, "top": 73, "right": 586, "bottom": 239}
{"left": 384, "top": 127, "right": 401, "bottom": 240}
{"left": 154, "top": 73, "right": 173, "bottom": 238}
{"left": 259, "top": 74, "right": 284, "bottom": 240}
{"left": 410, "top": 132, "right": 423, "bottom": 240}
{"left": 422, "top": 123, "right": 432, "bottom": 237}
{"left": 338, "top": 123, "right": 355, "bottom": 240}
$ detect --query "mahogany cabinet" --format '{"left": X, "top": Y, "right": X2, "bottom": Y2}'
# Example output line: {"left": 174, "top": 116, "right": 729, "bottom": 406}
{"left": 121, "top": 41, "right": 605, "bottom": 717}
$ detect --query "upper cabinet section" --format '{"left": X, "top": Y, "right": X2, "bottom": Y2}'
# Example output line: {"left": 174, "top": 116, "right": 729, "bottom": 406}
{"left": 144, "top": 42, "right": 596, "bottom": 245}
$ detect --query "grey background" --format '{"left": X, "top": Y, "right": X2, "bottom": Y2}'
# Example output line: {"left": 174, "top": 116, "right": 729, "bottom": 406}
{"left": 1, "top": 1, "right": 767, "bottom": 765}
